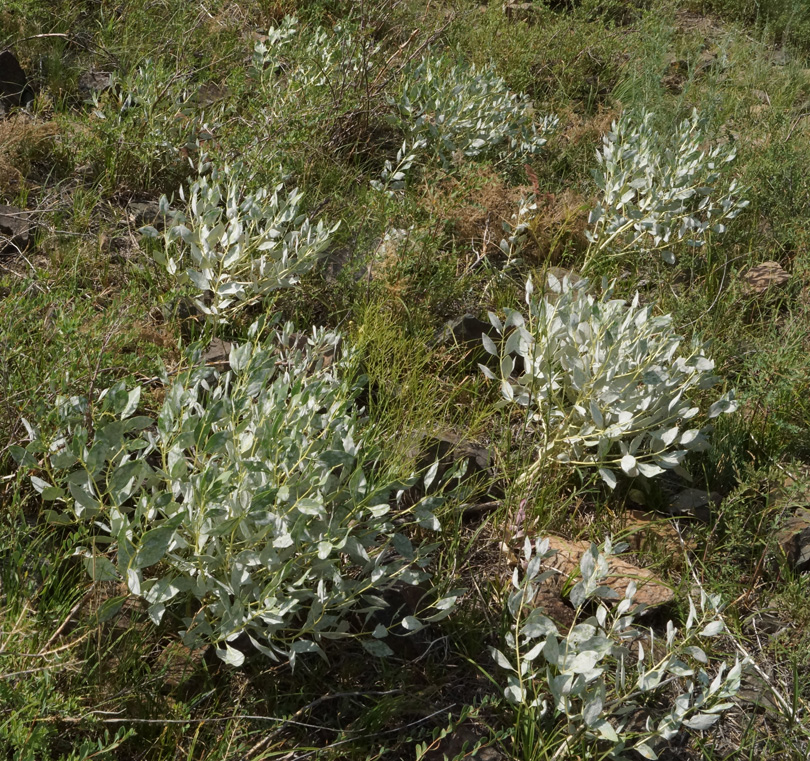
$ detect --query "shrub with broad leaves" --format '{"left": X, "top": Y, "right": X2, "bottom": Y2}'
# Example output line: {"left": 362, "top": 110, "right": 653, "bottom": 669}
{"left": 142, "top": 161, "right": 338, "bottom": 324}
{"left": 493, "top": 536, "right": 745, "bottom": 759}
{"left": 480, "top": 274, "right": 737, "bottom": 488}
{"left": 14, "top": 320, "right": 461, "bottom": 666}
{"left": 253, "top": 15, "right": 379, "bottom": 101}
{"left": 584, "top": 109, "right": 748, "bottom": 270}
{"left": 391, "top": 55, "right": 557, "bottom": 169}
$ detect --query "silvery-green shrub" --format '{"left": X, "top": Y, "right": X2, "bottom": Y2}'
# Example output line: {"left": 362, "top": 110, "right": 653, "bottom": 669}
{"left": 389, "top": 54, "right": 558, "bottom": 170}
{"left": 89, "top": 60, "right": 220, "bottom": 184}
{"left": 253, "top": 15, "right": 379, "bottom": 103}
{"left": 493, "top": 537, "right": 745, "bottom": 759}
{"left": 585, "top": 109, "right": 748, "bottom": 269}
{"left": 15, "top": 321, "right": 460, "bottom": 666}
{"left": 142, "top": 161, "right": 338, "bottom": 324}
{"left": 480, "top": 274, "right": 737, "bottom": 488}
{"left": 370, "top": 138, "right": 426, "bottom": 195}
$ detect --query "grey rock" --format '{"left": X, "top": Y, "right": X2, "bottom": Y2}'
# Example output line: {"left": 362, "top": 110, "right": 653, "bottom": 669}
{"left": 503, "top": 2, "right": 537, "bottom": 22}
{"left": 404, "top": 430, "right": 495, "bottom": 504}
{"left": 190, "top": 82, "right": 230, "bottom": 107}
{"left": 0, "top": 51, "right": 33, "bottom": 115}
{"left": 324, "top": 246, "right": 354, "bottom": 283}
{"left": 434, "top": 314, "right": 526, "bottom": 376}
{"left": 667, "top": 488, "right": 720, "bottom": 521}
{"left": 436, "top": 314, "right": 494, "bottom": 348}
{"left": 129, "top": 201, "right": 168, "bottom": 231}
{"left": 78, "top": 71, "right": 113, "bottom": 101}
{"left": 203, "top": 338, "right": 232, "bottom": 368}
{"left": 776, "top": 507, "right": 810, "bottom": 572}
{"left": 0, "top": 205, "right": 31, "bottom": 254}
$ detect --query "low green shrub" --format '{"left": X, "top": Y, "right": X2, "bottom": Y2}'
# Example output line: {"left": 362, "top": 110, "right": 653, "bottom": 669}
{"left": 494, "top": 536, "right": 745, "bottom": 760}
{"left": 584, "top": 109, "right": 748, "bottom": 270}
{"left": 14, "top": 320, "right": 460, "bottom": 665}
{"left": 390, "top": 54, "right": 558, "bottom": 170}
{"left": 142, "top": 160, "right": 338, "bottom": 324}
{"left": 481, "top": 274, "right": 737, "bottom": 489}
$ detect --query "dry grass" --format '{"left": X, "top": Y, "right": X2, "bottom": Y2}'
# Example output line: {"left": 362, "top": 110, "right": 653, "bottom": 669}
{"left": 0, "top": 115, "right": 58, "bottom": 195}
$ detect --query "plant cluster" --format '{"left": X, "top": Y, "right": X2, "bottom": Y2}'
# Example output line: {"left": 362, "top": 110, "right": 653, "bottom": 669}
{"left": 584, "top": 109, "right": 748, "bottom": 269}
{"left": 14, "top": 321, "right": 460, "bottom": 665}
{"left": 493, "top": 536, "right": 746, "bottom": 760}
{"left": 87, "top": 59, "right": 221, "bottom": 187}
{"left": 481, "top": 274, "right": 737, "bottom": 488}
{"left": 142, "top": 160, "right": 338, "bottom": 323}
{"left": 390, "top": 54, "right": 559, "bottom": 170}
{"left": 253, "top": 15, "right": 379, "bottom": 109}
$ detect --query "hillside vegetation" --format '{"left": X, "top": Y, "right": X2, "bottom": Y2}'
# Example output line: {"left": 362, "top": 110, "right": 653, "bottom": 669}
{"left": 3, "top": 1, "right": 810, "bottom": 759}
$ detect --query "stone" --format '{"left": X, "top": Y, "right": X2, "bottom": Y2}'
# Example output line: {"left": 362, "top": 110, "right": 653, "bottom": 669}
{"left": 191, "top": 82, "right": 230, "bottom": 107}
{"left": 433, "top": 313, "right": 526, "bottom": 376}
{"left": 503, "top": 2, "right": 536, "bottom": 22}
{"left": 540, "top": 536, "right": 674, "bottom": 608}
{"left": 78, "top": 71, "right": 113, "bottom": 101}
{"left": 435, "top": 314, "right": 494, "bottom": 349}
{"left": 667, "top": 488, "right": 720, "bottom": 521}
{"left": 775, "top": 507, "right": 810, "bottom": 572}
{"left": 324, "top": 246, "right": 361, "bottom": 283}
{"left": 0, "top": 204, "right": 31, "bottom": 253}
{"left": 203, "top": 338, "right": 232, "bottom": 368}
{"left": 0, "top": 50, "right": 33, "bottom": 115}
{"left": 129, "top": 200, "right": 168, "bottom": 231}
{"left": 743, "top": 261, "right": 790, "bottom": 294}
{"left": 406, "top": 430, "right": 493, "bottom": 500}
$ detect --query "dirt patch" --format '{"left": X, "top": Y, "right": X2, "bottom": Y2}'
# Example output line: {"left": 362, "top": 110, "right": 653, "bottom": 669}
{"left": 433, "top": 166, "right": 589, "bottom": 266}
{"left": 558, "top": 104, "right": 619, "bottom": 149}
{"left": 673, "top": 8, "right": 725, "bottom": 39}
{"left": 523, "top": 189, "right": 590, "bottom": 263}
{"left": 445, "top": 170, "right": 516, "bottom": 249}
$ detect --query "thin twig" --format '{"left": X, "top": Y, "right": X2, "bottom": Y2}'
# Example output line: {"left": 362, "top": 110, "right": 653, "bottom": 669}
{"left": 39, "top": 585, "right": 95, "bottom": 653}
{"left": 3, "top": 33, "right": 90, "bottom": 51}
{"left": 241, "top": 690, "right": 403, "bottom": 759}
{"left": 784, "top": 112, "right": 810, "bottom": 143}
{"left": 0, "top": 603, "right": 31, "bottom": 655}
{"left": 288, "top": 705, "right": 455, "bottom": 761}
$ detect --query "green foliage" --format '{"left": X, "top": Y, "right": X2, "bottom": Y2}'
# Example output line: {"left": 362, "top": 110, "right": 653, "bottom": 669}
{"left": 698, "top": 0, "right": 810, "bottom": 59}
{"left": 5, "top": 0, "right": 810, "bottom": 757}
{"left": 83, "top": 59, "right": 217, "bottom": 190}
{"left": 253, "top": 15, "right": 379, "bottom": 108}
{"left": 584, "top": 109, "right": 748, "bottom": 270}
{"left": 481, "top": 274, "right": 737, "bottom": 489}
{"left": 494, "top": 536, "right": 745, "bottom": 760}
{"left": 143, "top": 160, "right": 338, "bottom": 324}
{"left": 16, "top": 320, "right": 461, "bottom": 666}
{"left": 390, "top": 54, "right": 558, "bottom": 170}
